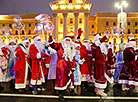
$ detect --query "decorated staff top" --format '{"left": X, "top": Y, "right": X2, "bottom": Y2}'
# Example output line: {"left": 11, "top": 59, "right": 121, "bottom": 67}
{"left": 34, "top": 14, "right": 54, "bottom": 34}
{"left": 14, "top": 16, "right": 22, "bottom": 23}
{"left": 12, "top": 16, "right": 25, "bottom": 31}
{"left": 0, "top": 26, "right": 12, "bottom": 36}
{"left": 35, "top": 14, "right": 50, "bottom": 24}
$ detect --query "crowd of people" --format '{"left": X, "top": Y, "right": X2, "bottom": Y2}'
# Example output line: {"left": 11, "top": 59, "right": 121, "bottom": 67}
{"left": 0, "top": 28, "right": 138, "bottom": 99}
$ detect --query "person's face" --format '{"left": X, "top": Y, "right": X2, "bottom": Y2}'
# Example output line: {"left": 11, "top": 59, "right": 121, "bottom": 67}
{"left": 9, "top": 42, "right": 16, "bottom": 45}
{"left": 37, "top": 39, "right": 41, "bottom": 42}
{"left": 64, "top": 39, "right": 72, "bottom": 45}
{"left": 119, "top": 48, "right": 123, "bottom": 52}
{"left": 83, "top": 41, "right": 89, "bottom": 44}
{"left": 25, "top": 42, "right": 29, "bottom": 48}
{"left": 75, "top": 46, "right": 80, "bottom": 50}
{"left": 65, "top": 39, "right": 71, "bottom": 42}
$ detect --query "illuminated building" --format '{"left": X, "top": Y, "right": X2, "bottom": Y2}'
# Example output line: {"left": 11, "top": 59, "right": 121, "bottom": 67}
{"left": 0, "top": 0, "right": 137, "bottom": 51}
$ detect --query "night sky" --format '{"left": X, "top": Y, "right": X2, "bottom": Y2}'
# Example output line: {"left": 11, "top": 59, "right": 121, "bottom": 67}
{"left": 0, "top": 0, "right": 138, "bottom": 16}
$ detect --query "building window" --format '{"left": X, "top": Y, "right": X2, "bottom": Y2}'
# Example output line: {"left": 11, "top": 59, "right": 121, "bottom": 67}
{"left": 70, "top": 27, "right": 73, "bottom": 32}
{"left": 9, "top": 24, "right": 12, "bottom": 27}
{"left": 16, "top": 39, "right": 18, "bottom": 43}
{"left": 70, "top": 18, "right": 73, "bottom": 24}
{"left": 79, "top": 19, "right": 82, "bottom": 23}
{"left": 3, "top": 24, "right": 5, "bottom": 26}
{"left": 29, "top": 30, "right": 31, "bottom": 34}
{"left": 92, "top": 31, "right": 94, "bottom": 35}
{"left": 135, "top": 29, "right": 137, "bottom": 34}
{"left": 135, "top": 22, "right": 137, "bottom": 26}
{"left": 69, "top": 0, "right": 72, "bottom": 3}
{"left": 29, "top": 23, "right": 31, "bottom": 27}
{"left": 92, "top": 25, "right": 94, "bottom": 28}
{"left": 113, "top": 22, "right": 116, "bottom": 26}
{"left": 106, "top": 22, "right": 109, "bottom": 26}
{"left": 15, "top": 31, "right": 18, "bottom": 35}
{"left": 29, "top": 39, "right": 31, "bottom": 43}
{"left": 2, "top": 39, "right": 5, "bottom": 43}
{"left": 22, "top": 30, "right": 24, "bottom": 34}
{"left": 128, "top": 22, "right": 130, "bottom": 26}
{"left": 128, "top": 29, "right": 130, "bottom": 34}
{"left": 60, "top": 19, "right": 63, "bottom": 24}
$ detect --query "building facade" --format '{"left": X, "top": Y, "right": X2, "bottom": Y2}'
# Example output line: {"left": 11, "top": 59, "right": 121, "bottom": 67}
{"left": 0, "top": 0, "right": 137, "bottom": 51}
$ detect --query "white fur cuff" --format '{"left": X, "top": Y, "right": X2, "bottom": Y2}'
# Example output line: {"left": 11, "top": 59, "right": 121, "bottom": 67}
{"left": 37, "top": 53, "right": 41, "bottom": 59}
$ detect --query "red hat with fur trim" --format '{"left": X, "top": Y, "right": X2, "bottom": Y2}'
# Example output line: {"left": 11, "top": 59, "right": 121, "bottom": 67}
{"left": 83, "top": 38, "right": 90, "bottom": 43}
{"left": 94, "top": 33, "right": 102, "bottom": 41}
{"left": 22, "top": 39, "right": 29, "bottom": 45}
{"left": 33, "top": 35, "right": 41, "bottom": 42}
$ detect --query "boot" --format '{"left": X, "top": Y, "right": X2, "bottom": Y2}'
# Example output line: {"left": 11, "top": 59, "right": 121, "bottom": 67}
{"left": 122, "top": 84, "right": 130, "bottom": 91}
{"left": 135, "top": 86, "right": 138, "bottom": 93}
{"left": 96, "top": 89, "right": 107, "bottom": 97}
{"left": 0, "top": 85, "right": 4, "bottom": 92}
{"left": 59, "top": 90, "right": 64, "bottom": 101}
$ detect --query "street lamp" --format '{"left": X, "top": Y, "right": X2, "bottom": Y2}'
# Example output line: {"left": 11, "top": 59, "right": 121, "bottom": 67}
{"left": 115, "top": 1, "right": 128, "bottom": 44}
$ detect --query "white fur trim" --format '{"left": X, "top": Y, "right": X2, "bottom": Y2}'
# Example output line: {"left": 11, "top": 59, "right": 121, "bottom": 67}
{"left": 95, "top": 82, "right": 107, "bottom": 89}
{"left": 128, "top": 81, "right": 138, "bottom": 86}
{"left": 104, "top": 73, "right": 114, "bottom": 84}
{"left": 63, "top": 37, "right": 72, "bottom": 42}
{"left": 9, "top": 39, "right": 16, "bottom": 44}
{"left": 20, "top": 46, "right": 27, "bottom": 54}
{"left": 46, "top": 64, "right": 49, "bottom": 68}
{"left": 95, "top": 40, "right": 101, "bottom": 47}
{"left": 135, "top": 55, "right": 138, "bottom": 60}
{"left": 33, "top": 36, "right": 41, "bottom": 42}
{"left": 55, "top": 79, "right": 72, "bottom": 90}
{"left": 37, "top": 53, "right": 41, "bottom": 59}
{"left": 118, "top": 80, "right": 138, "bottom": 86}
{"left": 30, "top": 79, "right": 43, "bottom": 85}
{"left": 48, "top": 47, "right": 57, "bottom": 54}
{"left": 74, "top": 43, "right": 81, "bottom": 48}
{"left": 15, "top": 84, "right": 26, "bottom": 89}
{"left": 48, "top": 39, "right": 55, "bottom": 45}
{"left": 128, "top": 41, "right": 136, "bottom": 48}
{"left": 83, "top": 40, "right": 90, "bottom": 43}
{"left": 100, "top": 43, "right": 107, "bottom": 55}
{"left": 118, "top": 80, "right": 128, "bottom": 84}
{"left": 81, "top": 74, "right": 91, "bottom": 82}
{"left": 72, "top": 68, "right": 75, "bottom": 71}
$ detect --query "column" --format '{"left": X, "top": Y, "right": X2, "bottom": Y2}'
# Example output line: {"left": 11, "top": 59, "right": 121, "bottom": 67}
{"left": 63, "top": 13, "right": 68, "bottom": 37}
{"left": 52, "top": 13, "right": 57, "bottom": 41}
{"left": 84, "top": 13, "right": 89, "bottom": 39}
{"left": 74, "top": 13, "right": 79, "bottom": 38}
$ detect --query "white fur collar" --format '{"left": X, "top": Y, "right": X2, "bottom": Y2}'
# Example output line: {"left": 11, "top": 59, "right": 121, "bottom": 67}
{"left": 34, "top": 43, "right": 40, "bottom": 53}
{"left": 20, "top": 46, "right": 27, "bottom": 54}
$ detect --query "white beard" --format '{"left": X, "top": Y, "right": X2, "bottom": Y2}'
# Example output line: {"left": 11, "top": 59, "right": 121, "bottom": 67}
{"left": 26, "top": 47, "right": 29, "bottom": 55}
{"left": 9, "top": 45, "right": 16, "bottom": 52}
{"left": 83, "top": 43, "right": 91, "bottom": 51}
{"left": 62, "top": 41, "right": 75, "bottom": 62}
{"left": 100, "top": 43, "right": 108, "bottom": 55}
{"left": 35, "top": 41, "right": 44, "bottom": 53}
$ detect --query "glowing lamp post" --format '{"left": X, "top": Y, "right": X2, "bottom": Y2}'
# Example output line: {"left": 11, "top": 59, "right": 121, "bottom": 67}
{"left": 115, "top": 1, "right": 128, "bottom": 43}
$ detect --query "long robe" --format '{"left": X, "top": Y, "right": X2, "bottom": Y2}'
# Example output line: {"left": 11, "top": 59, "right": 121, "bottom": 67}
{"left": 118, "top": 47, "right": 138, "bottom": 86}
{"left": 75, "top": 41, "right": 91, "bottom": 82}
{"left": 92, "top": 43, "right": 107, "bottom": 89}
{"left": 29, "top": 44, "right": 46, "bottom": 85}
{"left": 50, "top": 42, "right": 75, "bottom": 90}
{"left": 0, "top": 46, "right": 11, "bottom": 82}
{"left": 13, "top": 45, "right": 30, "bottom": 89}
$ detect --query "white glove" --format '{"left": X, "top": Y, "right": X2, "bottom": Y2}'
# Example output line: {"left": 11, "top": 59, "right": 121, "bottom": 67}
{"left": 48, "top": 47, "right": 57, "bottom": 55}
{"left": 78, "top": 58, "right": 85, "bottom": 65}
